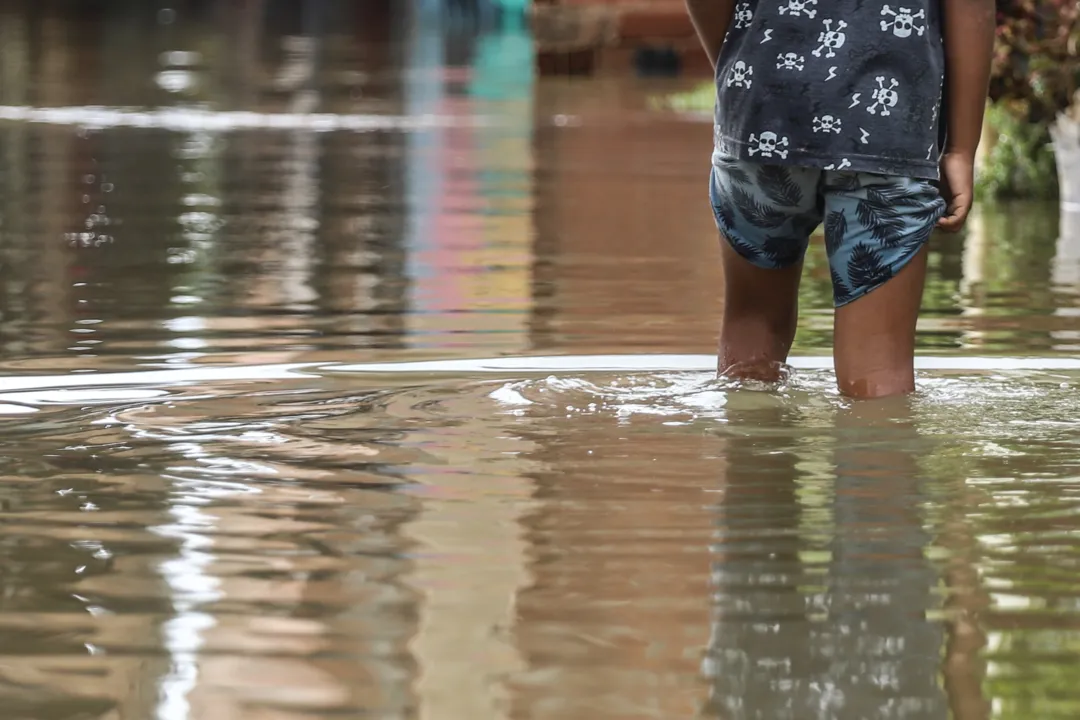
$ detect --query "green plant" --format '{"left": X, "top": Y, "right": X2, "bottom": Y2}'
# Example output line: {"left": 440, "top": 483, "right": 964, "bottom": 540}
{"left": 992, "top": 0, "right": 1080, "bottom": 125}
{"left": 977, "top": 2, "right": 1080, "bottom": 199}
{"left": 976, "top": 102, "right": 1059, "bottom": 200}
{"left": 648, "top": 81, "right": 714, "bottom": 113}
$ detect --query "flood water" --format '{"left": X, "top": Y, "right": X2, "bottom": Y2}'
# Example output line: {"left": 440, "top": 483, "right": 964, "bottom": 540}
{"left": 2, "top": 2, "right": 1080, "bottom": 719}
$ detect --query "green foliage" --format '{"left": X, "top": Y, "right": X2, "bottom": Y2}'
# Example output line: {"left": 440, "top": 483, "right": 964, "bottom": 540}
{"left": 976, "top": 102, "right": 1060, "bottom": 200}
{"left": 992, "top": 1, "right": 1080, "bottom": 123}
{"left": 648, "top": 82, "right": 714, "bottom": 114}
{"left": 987, "top": 3, "right": 1078, "bottom": 199}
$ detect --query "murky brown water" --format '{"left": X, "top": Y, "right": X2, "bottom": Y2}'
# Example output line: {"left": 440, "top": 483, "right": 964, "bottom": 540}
{"left": 2, "top": 3, "right": 1080, "bottom": 719}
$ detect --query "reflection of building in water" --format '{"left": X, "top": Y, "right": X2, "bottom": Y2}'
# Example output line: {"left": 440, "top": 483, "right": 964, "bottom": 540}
{"left": 0, "top": 5, "right": 183, "bottom": 683}
{"left": 529, "top": 81, "right": 722, "bottom": 354}
{"left": 0, "top": 9, "right": 79, "bottom": 357}
{"left": 403, "top": 7, "right": 535, "bottom": 354}
{"left": 0, "top": 3, "right": 418, "bottom": 718}
{"left": 0, "top": 6, "right": 191, "bottom": 357}
{"left": 397, "top": 391, "right": 539, "bottom": 720}
{"left": 202, "top": 0, "right": 412, "bottom": 352}
{"left": 509, "top": 409, "right": 714, "bottom": 719}
{"left": 0, "top": 7, "right": 37, "bottom": 356}
{"left": 0, "top": 4, "right": 210, "bottom": 359}
{"left": 39, "top": 376, "right": 426, "bottom": 720}
{"left": 310, "top": 1, "right": 410, "bottom": 343}
{"left": 0, "top": 387, "right": 172, "bottom": 719}
{"left": 148, "top": 406, "right": 421, "bottom": 720}
{"left": 0, "top": 0, "right": 416, "bottom": 362}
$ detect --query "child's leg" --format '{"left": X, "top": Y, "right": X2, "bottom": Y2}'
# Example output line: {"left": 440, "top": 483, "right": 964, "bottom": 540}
{"left": 823, "top": 173, "right": 946, "bottom": 398}
{"left": 718, "top": 239, "right": 802, "bottom": 380}
{"left": 709, "top": 158, "right": 822, "bottom": 381}
{"left": 834, "top": 245, "right": 928, "bottom": 397}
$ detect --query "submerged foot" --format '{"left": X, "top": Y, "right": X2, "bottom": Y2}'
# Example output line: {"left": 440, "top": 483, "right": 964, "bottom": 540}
{"left": 718, "top": 359, "right": 791, "bottom": 385}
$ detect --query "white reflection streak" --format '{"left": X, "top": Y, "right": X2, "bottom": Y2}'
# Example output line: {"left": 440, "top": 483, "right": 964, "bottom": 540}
{"left": 276, "top": 37, "right": 318, "bottom": 309}
{"left": 150, "top": 426, "right": 248, "bottom": 720}
{"left": 0, "top": 105, "right": 489, "bottom": 131}
{"left": 277, "top": 128, "right": 318, "bottom": 308}
{"left": 959, "top": 209, "right": 987, "bottom": 349}
{"left": 1052, "top": 211, "right": 1080, "bottom": 349}
{"left": 153, "top": 493, "right": 223, "bottom": 720}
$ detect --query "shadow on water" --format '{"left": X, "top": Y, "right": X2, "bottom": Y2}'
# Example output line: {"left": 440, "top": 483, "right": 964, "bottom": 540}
{"left": 1, "top": 1, "right": 1080, "bottom": 718}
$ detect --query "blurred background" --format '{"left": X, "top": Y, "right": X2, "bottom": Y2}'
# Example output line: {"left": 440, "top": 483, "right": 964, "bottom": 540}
{"left": 0, "top": 0, "right": 1077, "bottom": 370}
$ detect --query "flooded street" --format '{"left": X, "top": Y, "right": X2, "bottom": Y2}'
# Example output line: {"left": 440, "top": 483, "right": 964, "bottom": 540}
{"left": 2, "top": 2, "right": 1080, "bottom": 719}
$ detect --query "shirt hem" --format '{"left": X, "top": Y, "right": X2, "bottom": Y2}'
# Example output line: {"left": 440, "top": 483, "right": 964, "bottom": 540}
{"left": 713, "top": 136, "right": 941, "bottom": 182}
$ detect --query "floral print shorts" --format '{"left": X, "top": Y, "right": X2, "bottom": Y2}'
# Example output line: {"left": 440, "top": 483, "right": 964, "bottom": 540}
{"left": 709, "top": 154, "right": 946, "bottom": 307}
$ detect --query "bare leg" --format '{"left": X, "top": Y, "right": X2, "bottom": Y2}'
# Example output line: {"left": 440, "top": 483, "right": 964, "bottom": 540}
{"left": 833, "top": 246, "right": 928, "bottom": 398}
{"left": 717, "top": 235, "right": 803, "bottom": 382}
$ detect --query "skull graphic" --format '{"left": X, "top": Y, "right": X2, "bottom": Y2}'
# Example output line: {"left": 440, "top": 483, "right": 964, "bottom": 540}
{"left": 812, "top": 115, "right": 842, "bottom": 134}
{"left": 812, "top": 19, "right": 848, "bottom": 59}
{"left": 726, "top": 61, "right": 754, "bottom": 89}
{"left": 748, "top": 131, "right": 790, "bottom": 159}
{"left": 880, "top": 5, "right": 926, "bottom": 38}
{"left": 779, "top": 0, "right": 817, "bottom": 19}
{"left": 868, "top": 76, "right": 900, "bottom": 116}
{"left": 733, "top": 2, "right": 753, "bottom": 29}
{"left": 776, "top": 52, "right": 806, "bottom": 72}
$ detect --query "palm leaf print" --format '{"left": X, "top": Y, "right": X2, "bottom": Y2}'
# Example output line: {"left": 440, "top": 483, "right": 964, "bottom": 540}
{"left": 714, "top": 202, "right": 765, "bottom": 263}
{"left": 846, "top": 242, "right": 893, "bottom": 290}
{"left": 757, "top": 165, "right": 803, "bottom": 207}
{"left": 862, "top": 186, "right": 944, "bottom": 245}
{"left": 910, "top": 200, "right": 945, "bottom": 225}
{"left": 724, "top": 165, "right": 753, "bottom": 186}
{"left": 831, "top": 268, "right": 854, "bottom": 305}
{"left": 866, "top": 185, "right": 931, "bottom": 209}
{"left": 832, "top": 173, "right": 861, "bottom": 192}
{"left": 725, "top": 231, "right": 766, "bottom": 264}
{"left": 732, "top": 185, "right": 789, "bottom": 229}
{"left": 714, "top": 203, "right": 737, "bottom": 233}
{"left": 869, "top": 186, "right": 943, "bottom": 220}
{"left": 864, "top": 185, "right": 913, "bottom": 204}
{"left": 760, "top": 234, "right": 802, "bottom": 266}
{"left": 824, "top": 209, "right": 847, "bottom": 258}
{"left": 900, "top": 214, "right": 937, "bottom": 252}
{"left": 856, "top": 191, "right": 907, "bottom": 246}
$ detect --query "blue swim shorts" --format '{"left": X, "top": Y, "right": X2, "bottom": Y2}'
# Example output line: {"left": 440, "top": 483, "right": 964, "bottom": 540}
{"left": 709, "top": 155, "right": 947, "bottom": 307}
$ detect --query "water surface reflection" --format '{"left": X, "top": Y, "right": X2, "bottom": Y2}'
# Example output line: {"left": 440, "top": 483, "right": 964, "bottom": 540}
{"left": 1, "top": 2, "right": 1080, "bottom": 719}
{"left": 705, "top": 399, "right": 946, "bottom": 718}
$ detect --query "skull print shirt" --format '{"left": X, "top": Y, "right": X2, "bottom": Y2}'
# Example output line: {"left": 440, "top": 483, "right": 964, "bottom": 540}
{"left": 713, "top": 1, "right": 945, "bottom": 179}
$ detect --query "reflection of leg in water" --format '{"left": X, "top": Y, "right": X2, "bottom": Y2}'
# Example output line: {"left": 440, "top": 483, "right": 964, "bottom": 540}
{"left": 703, "top": 398, "right": 949, "bottom": 719}
{"left": 941, "top": 526, "right": 991, "bottom": 720}
{"left": 825, "top": 400, "right": 947, "bottom": 718}
{"left": 703, "top": 401, "right": 813, "bottom": 718}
